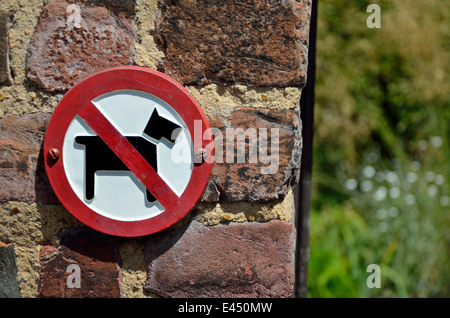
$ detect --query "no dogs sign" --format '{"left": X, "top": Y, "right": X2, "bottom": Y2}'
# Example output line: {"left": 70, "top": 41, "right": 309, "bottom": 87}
{"left": 44, "top": 66, "right": 214, "bottom": 237}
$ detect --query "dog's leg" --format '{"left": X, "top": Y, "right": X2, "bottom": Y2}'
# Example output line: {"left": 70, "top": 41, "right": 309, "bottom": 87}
{"left": 76, "top": 136, "right": 98, "bottom": 201}
{"left": 146, "top": 189, "right": 156, "bottom": 203}
{"left": 127, "top": 137, "right": 158, "bottom": 204}
{"left": 85, "top": 164, "right": 95, "bottom": 201}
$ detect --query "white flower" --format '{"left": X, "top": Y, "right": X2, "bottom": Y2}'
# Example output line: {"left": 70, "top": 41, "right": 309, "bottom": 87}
{"left": 363, "top": 166, "right": 376, "bottom": 178}
{"left": 374, "top": 186, "right": 387, "bottom": 201}
{"left": 389, "top": 207, "right": 399, "bottom": 218}
{"left": 406, "top": 172, "right": 417, "bottom": 183}
{"left": 345, "top": 178, "right": 358, "bottom": 191}
{"left": 425, "top": 171, "right": 435, "bottom": 182}
{"left": 361, "top": 180, "right": 373, "bottom": 192}
{"left": 379, "top": 222, "right": 389, "bottom": 233}
{"left": 411, "top": 161, "right": 421, "bottom": 171}
{"left": 389, "top": 186, "right": 401, "bottom": 199}
{"left": 427, "top": 185, "right": 438, "bottom": 196}
{"left": 440, "top": 196, "right": 449, "bottom": 207}
{"left": 435, "top": 174, "right": 444, "bottom": 185}
{"left": 386, "top": 171, "right": 398, "bottom": 184}
{"left": 418, "top": 140, "right": 428, "bottom": 151}
{"left": 376, "top": 209, "right": 387, "bottom": 220}
{"left": 430, "top": 136, "right": 443, "bottom": 148}
{"left": 405, "top": 194, "right": 416, "bottom": 205}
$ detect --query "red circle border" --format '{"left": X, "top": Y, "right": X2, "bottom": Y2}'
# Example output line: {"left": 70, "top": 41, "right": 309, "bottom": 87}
{"left": 44, "top": 66, "right": 214, "bottom": 237}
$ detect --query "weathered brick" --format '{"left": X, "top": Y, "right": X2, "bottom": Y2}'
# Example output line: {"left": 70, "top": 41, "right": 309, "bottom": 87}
{"left": 0, "top": 242, "right": 21, "bottom": 298}
{"left": 26, "top": 0, "right": 136, "bottom": 93}
{"left": 0, "top": 113, "right": 58, "bottom": 204}
{"left": 201, "top": 108, "right": 302, "bottom": 203}
{"left": 155, "top": 0, "right": 312, "bottom": 87}
{"left": 38, "top": 227, "right": 121, "bottom": 298}
{"left": 144, "top": 219, "right": 296, "bottom": 298}
{"left": 0, "top": 12, "right": 11, "bottom": 86}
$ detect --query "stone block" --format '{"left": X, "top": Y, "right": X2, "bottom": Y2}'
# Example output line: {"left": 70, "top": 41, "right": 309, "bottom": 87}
{"left": 201, "top": 108, "right": 302, "bottom": 202}
{"left": 26, "top": 0, "right": 136, "bottom": 93}
{"left": 155, "top": 0, "right": 312, "bottom": 87}
{"left": 0, "top": 113, "right": 58, "bottom": 204}
{"left": 144, "top": 219, "right": 296, "bottom": 298}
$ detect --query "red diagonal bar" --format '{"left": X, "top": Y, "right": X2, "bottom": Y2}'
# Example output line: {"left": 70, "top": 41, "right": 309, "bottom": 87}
{"left": 78, "top": 101, "right": 179, "bottom": 211}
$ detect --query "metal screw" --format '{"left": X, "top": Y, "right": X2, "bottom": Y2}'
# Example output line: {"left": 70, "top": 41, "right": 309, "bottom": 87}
{"left": 48, "top": 148, "right": 61, "bottom": 162}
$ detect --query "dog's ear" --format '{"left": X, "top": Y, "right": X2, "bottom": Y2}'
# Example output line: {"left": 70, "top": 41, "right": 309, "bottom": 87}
{"left": 143, "top": 109, "right": 182, "bottom": 143}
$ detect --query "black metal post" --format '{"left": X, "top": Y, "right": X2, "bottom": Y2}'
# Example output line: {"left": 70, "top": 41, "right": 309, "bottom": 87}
{"left": 294, "top": 0, "right": 317, "bottom": 298}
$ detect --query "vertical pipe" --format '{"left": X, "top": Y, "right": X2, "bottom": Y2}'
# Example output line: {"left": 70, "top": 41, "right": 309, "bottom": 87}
{"left": 294, "top": 0, "right": 317, "bottom": 298}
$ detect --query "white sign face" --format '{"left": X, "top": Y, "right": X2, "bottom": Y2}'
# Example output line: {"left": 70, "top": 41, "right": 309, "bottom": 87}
{"left": 62, "top": 90, "right": 193, "bottom": 222}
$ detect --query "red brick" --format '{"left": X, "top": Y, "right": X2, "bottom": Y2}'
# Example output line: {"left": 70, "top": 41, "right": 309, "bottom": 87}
{"left": 26, "top": 0, "right": 136, "bottom": 93}
{"left": 38, "top": 227, "right": 121, "bottom": 298}
{"left": 144, "top": 220, "right": 296, "bottom": 298}
{"left": 200, "top": 108, "right": 302, "bottom": 203}
{"left": 0, "top": 113, "right": 58, "bottom": 204}
{"left": 155, "top": 0, "right": 312, "bottom": 87}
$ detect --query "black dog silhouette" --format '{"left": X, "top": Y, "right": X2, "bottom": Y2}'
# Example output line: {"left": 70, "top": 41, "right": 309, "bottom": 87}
{"left": 75, "top": 109, "right": 182, "bottom": 202}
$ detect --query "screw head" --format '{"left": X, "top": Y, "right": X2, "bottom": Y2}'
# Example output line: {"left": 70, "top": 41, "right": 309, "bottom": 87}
{"left": 48, "top": 148, "right": 61, "bottom": 162}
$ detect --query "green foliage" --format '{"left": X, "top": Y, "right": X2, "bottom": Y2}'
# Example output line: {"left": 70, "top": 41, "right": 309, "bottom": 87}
{"left": 309, "top": 0, "right": 449, "bottom": 297}
{"left": 308, "top": 205, "right": 371, "bottom": 297}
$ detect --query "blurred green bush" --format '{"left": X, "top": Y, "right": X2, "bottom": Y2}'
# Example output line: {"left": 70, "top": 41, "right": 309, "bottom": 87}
{"left": 308, "top": 0, "right": 449, "bottom": 297}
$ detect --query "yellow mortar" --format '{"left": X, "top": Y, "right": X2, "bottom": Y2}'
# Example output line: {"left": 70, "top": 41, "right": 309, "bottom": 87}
{"left": 134, "top": 0, "right": 164, "bottom": 70}
{"left": 188, "top": 85, "right": 301, "bottom": 123}
{"left": 195, "top": 190, "right": 295, "bottom": 226}
{"left": 118, "top": 238, "right": 152, "bottom": 298}
{"left": 14, "top": 244, "right": 40, "bottom": 298}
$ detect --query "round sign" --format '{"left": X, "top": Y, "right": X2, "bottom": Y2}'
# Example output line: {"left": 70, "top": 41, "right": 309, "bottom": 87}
{"left": 44, "top": 66, "right": 214, "bottom": 237}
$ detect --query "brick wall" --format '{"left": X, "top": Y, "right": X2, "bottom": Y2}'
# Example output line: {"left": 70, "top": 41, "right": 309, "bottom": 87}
{"left": 0, "top": 0, "right": 311, "bottom": 298}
